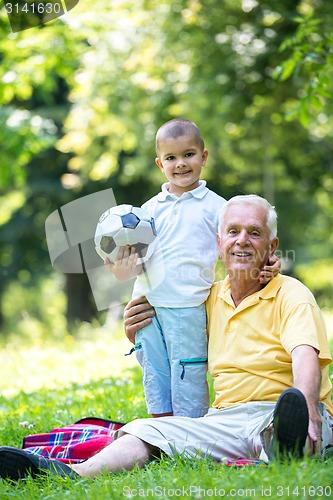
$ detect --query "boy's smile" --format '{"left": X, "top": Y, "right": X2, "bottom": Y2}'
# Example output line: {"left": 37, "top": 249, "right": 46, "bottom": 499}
{"left": 155, "top": 135, "right": 208, "bottom": 197}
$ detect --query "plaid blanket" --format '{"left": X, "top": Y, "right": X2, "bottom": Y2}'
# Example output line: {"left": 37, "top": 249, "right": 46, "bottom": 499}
{"left": 22, "top": 417, "right": 125, "bottom": 464}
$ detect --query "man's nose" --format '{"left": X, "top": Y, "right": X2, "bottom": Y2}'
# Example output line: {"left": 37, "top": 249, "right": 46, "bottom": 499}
{"left": 236, "top": 230, "right": 249, "bottom": 245}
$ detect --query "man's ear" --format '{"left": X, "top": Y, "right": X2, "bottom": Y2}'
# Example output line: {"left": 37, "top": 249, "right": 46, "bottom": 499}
{"left": 155, "top": 158, "right": 163, "bottom": 171}
{"left": 269, "top": 237, "right": 279, "bottom": 257}
{"left": 216, "top": 232, "right": 222, "bottom": 252}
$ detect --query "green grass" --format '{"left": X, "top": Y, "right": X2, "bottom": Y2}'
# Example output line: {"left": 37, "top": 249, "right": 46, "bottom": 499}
{"left": 0, "top": 322, "right": 332, "bottom": 499}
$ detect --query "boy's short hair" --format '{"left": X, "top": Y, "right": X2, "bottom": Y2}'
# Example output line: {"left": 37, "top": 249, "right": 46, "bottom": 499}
{"left": 156, "top": 119, "right": 204, "bottom": 154}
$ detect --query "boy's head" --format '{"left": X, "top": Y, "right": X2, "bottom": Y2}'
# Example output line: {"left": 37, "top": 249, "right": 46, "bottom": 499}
{"left": 154, "top": 119, "right": 208, "bottom": 196}
{"left": 156, "top": 119, "right": 204, "bottom": 155}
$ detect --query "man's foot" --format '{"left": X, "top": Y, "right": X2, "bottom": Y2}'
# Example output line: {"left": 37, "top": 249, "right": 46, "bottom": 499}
{"left": 0, "top": 446, "right": 79, "bottom": 481}
{"left": 271, "top": 388, "right": 309, "bottom": 460}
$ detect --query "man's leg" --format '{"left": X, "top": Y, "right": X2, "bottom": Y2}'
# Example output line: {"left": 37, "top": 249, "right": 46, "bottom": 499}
{"left": 72, "top": 434, "right": 158, "bottom": 478}
{"left": 0, "top": 434, "right": 157, "bottom": 480}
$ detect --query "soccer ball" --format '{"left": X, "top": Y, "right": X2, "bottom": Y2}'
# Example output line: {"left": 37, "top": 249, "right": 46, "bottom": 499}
{"left": 94, "top": 204, "right": 157, "bottom": 264}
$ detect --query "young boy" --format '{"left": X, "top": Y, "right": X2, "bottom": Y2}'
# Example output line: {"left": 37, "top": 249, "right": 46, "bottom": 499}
{"left": 106, "top": 119, "right": 278, "bottom": 418}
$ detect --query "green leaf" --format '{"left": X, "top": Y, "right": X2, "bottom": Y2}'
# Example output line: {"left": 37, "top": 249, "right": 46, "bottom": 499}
{"left": 279, "top": 59, "right": 297, "bottom": 80}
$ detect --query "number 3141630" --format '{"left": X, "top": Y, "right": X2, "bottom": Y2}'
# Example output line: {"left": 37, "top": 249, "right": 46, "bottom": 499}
{"left": 5, "top": 3, "right": 62, "bottom": 14}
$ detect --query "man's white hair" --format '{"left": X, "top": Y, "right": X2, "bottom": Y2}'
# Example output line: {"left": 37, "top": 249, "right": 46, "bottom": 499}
{"left": 218, "top": 194, "right": 278, "bottom": 239}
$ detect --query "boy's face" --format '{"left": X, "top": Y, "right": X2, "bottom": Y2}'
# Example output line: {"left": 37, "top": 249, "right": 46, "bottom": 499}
{"left": 155, "top": 134, "right": 208, "bottom": 196}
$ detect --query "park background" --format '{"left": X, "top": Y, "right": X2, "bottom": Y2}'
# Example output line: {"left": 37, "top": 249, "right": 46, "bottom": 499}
{"left": 0, "top": 0, "right": 332, "bottom": 498}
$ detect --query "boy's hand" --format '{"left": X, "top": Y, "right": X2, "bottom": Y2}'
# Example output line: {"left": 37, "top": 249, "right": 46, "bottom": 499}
{"left": 104, "top": 246, "right": 142, "bottom": 281}
{"left": 260, "top": 254, "right": 281, "bottom": 284}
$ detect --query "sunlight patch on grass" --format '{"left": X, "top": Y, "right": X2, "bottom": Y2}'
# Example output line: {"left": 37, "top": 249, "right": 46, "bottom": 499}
{"left": 0, "top": 323, "right": 137, "bottom": 397}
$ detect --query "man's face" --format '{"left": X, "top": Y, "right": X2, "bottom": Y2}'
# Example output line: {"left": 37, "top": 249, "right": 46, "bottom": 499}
{"left": 217, "top": 203, "right": 278, "bottom": 280}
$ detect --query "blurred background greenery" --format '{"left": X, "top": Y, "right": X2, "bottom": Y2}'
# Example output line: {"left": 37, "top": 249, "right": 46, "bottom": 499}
{"left": 0, "top": 0, "right": 332, "bottom": 341}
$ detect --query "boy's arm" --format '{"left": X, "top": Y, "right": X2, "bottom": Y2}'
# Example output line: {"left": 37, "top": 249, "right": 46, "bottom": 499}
{"left": 104, "top": 246, "right": 143, "bottom": 281}
{"left": 259, "top": 254, "right": 281, "bottom": 284}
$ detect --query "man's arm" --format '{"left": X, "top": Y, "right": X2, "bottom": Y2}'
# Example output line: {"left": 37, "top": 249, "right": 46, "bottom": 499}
{"left": 123, "top": 296, "right": 155, "bottom": 344}
{"left": 291, "top": 344, "right": 322, "bottom": 455}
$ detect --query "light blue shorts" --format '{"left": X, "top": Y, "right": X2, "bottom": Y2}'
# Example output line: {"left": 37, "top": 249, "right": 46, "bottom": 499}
{"left": 134, "top": 305, "right": 209, "bottom": 417}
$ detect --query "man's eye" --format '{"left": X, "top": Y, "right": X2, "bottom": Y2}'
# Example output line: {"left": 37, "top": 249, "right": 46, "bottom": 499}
{"left": 228, "top": 229, "right": 237, "bottom": 235}
{"left": 251, "top": 231, "right": 260, "bottom": 237}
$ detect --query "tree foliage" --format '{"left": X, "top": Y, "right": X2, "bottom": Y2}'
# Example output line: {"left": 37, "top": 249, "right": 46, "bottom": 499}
{"left": 273, "top": 4, "right": 333, "bottom": 127}
{"left": 0, "top": 0, "right": 332, "bottom": 330}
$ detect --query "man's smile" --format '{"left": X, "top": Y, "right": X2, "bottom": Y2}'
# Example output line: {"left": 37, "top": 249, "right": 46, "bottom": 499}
{"left": 232, "top": 251, "right": 252, "bottom": 256}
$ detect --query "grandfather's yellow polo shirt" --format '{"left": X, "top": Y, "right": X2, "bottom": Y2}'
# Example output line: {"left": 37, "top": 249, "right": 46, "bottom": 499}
{"left": 207, "top": 274, "right": 333, "bottom": 415}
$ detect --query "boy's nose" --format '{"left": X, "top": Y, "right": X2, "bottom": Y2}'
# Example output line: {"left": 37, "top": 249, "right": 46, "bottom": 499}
{"left": 176, "top": 158, "right": 186, "bottom": 168}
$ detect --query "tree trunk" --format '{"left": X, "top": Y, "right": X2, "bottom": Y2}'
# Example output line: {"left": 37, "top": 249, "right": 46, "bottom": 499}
{"left": 65, "top": 273, "right": 95, "bottom": 328}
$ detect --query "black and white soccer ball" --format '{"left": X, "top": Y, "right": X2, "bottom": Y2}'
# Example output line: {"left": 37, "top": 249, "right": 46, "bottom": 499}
{"left": 94, "top": 204, "right": 157, "bottom": 264}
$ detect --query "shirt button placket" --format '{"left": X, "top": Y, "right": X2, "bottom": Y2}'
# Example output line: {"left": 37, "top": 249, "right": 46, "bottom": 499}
{"left": 170, "top": 199, "right": 179, "bottom": 222}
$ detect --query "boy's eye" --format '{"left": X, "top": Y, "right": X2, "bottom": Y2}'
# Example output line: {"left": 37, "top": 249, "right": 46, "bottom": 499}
{"left": 185, "top": 152, "right": 195, "bottom": 157}
{"left": 165, "top": 156, "right": 175, "bottom": 161}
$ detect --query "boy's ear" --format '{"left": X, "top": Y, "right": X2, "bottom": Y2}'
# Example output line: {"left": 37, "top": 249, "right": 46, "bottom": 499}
{"left": 202, "top": 149, "right": 209, "bottom": 165}
{"left": 155, "top": 158, "right": 163, "bottom": 171}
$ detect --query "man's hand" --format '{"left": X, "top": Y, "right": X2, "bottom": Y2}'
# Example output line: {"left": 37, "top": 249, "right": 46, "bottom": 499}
{"left": 305, "top": 409, "right": 322, "bottom": 456}
{"left": 104, "top": 246, "right": 142, "bottom": 281}
{"left": 123, "top": 296, "right": 155, "bottom": 344}
{"left": 260, "top": 255, "right": 281, "bottom": 284}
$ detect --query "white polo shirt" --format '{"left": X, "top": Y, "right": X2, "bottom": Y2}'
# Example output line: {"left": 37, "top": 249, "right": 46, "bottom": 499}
{"left": 132, "top": 181, "right": 226, "bottom": 307}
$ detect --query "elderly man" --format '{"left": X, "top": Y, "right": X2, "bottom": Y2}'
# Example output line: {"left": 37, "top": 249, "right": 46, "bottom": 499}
{"left": 0, "top": 195, "right": 332, "bottom": 480}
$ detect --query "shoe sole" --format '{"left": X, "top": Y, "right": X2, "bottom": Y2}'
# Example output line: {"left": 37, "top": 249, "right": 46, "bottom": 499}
{"left": 0, "top": 447, "right": 43, "bottom": 481}
{"left": 0, "top": 446, "right": 77, "bottom": 481}
{"left": 272, "top": 388, "right": 309, "bottom": 460}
